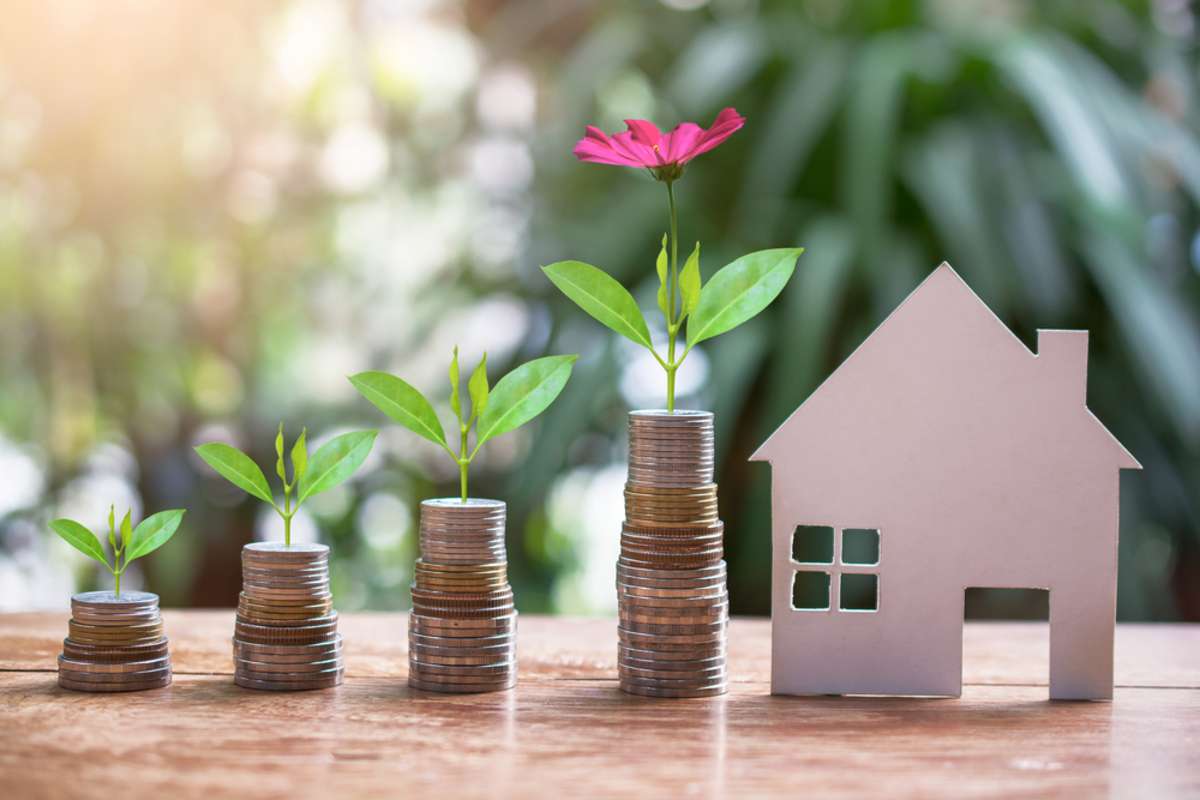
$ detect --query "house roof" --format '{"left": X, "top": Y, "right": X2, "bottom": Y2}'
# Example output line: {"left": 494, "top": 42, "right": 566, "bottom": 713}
{"left": 750, "top": 262, "right": 1141, "bottom": 470}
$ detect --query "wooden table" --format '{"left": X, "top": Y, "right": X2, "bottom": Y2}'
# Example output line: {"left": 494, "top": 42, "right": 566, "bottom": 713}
{"left": 1, "top": 613, "right": 1197, "bottom": 799}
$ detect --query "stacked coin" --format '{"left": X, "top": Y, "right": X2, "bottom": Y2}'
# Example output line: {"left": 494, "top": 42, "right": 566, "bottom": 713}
{"left": 232, "top": 542, "right": 343, "bottom": 691}
{"left": 408, "top": 498, "right": 517, "bottom": 693}
{"left": 58, "top": 591, "right": 171, "bottom": 692}
{"left": 618, "top": 410, "right": 728, "bottom": 698}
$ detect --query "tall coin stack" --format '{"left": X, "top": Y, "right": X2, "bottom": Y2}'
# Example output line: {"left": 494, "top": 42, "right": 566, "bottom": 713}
{"left": 232, "top": 542, "right": 344, "bottom": 691}
{"left": 408, "top": 499, "right": 517, "bottom": 693}
{"left": 58, "top": 591, "right": 171, "bottom": 692}
{"left": 618, "top": 410, "right": 728, "bottom": 698}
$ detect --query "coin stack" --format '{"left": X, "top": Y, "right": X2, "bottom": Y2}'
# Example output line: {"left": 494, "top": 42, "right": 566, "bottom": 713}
{"left": 618, "top": 410, "right": 728, "bottom": 698}
{"left": 232, "top": 542, "right": 343, "bottom": 691}
{"left": 58, "top": 591, "right": 172, "bottom": 692}
{"left": 408, "top": 498, "right": 517, "bottom": 693}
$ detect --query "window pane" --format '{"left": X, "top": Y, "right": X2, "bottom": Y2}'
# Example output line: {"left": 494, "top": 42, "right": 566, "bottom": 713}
{"left": 791, "top": 571, "right": 830, "bottom": 610}
{"left": 842, "top": 528, "right": 880, "bottom": 565}
{"left": 840, "top": 573, "right": 878, "bottom": 611}
{"left": 792, "top": 525, "right": 833, "bottom": 564}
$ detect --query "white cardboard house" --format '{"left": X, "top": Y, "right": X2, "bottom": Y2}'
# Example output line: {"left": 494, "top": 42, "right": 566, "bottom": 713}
{"left": 751, "top": 263, "right": 1140, "bottom": 700}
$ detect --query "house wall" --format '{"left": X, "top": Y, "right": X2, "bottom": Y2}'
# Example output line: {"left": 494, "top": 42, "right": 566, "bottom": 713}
{"left": 769, "top": 469, "right": 965, "bottom": 696}
{"left": 769, "top": 454, "right": 1119, "bottom": 697}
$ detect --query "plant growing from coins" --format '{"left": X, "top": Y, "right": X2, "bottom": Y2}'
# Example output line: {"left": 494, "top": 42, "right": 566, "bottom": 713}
{"left": 350, "top": 348, "right": 577, "bottom": 502}
{"left": 195, "top": 424, "right": 377, "bottom": 546}
{"left": 543, "top": 107, "right": 803, "bottom": 412}
{"left": 50, "top": 506, "right": 186, "bottom": 596}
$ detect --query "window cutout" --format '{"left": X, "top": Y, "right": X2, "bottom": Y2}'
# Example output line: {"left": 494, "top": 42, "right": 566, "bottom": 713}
{"left": 842, "top": 528, "right": 880, "bottom": 565}
{"left": 791, "top": 571, "right": 830, "bottom": 611}
{"left": 792, "top": 525, "right": 833, "bottom": 564}
{"left": 839, "top": 573, "right": 878, "bottom": 611}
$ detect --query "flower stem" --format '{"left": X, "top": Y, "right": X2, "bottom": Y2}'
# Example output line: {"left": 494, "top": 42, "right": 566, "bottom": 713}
{"left": 666, "top": 180, "right": 680, "bottom": 413}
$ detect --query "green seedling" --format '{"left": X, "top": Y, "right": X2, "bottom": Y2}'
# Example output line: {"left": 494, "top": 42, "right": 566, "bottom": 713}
{"left": 350, "top": 348, "right": 576, "bottom": 502}
{"left": 195, "top": 423, "right": 377, "bottom": 546}
{"left": 50, "top": 506, "right": 186, "bottom": 596}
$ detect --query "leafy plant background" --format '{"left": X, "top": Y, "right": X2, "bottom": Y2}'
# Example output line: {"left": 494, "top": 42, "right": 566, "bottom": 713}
{"left": 0, "top": 0, "right": 1195, "bottom": 620}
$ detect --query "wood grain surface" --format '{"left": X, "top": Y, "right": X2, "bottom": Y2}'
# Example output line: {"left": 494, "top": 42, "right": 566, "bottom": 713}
{"left": 1, "top": 613, "right": 1196, "bottom": 799}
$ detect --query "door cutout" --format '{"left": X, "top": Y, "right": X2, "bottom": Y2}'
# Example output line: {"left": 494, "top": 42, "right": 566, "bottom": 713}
{"left": 963, "top": 587, "right": 1049, "bottom": 688}
{"left": 966, "top": 587, "right": 1049, "bottom": 620}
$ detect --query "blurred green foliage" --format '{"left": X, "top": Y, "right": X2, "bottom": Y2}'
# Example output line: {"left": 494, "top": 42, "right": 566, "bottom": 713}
{"left": 0, "top": 0, "right": 1196, "bottom": 620}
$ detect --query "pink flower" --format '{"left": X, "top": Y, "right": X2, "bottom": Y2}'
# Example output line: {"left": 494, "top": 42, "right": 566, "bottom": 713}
{"left": 573, "top": 107, "right": 746, "bottom": 181}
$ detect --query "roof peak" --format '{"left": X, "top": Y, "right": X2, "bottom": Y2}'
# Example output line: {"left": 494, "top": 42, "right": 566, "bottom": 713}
{"left": 752, "top": 261, "right": 977, "bottom": 461}
{"left": 750, "top": 261, "right": 1139, "bottom": 470}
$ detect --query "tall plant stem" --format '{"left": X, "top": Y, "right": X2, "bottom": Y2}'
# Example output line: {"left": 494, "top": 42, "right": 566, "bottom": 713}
{"left": 459, "top": 426, "right": 469, "bottom": 502}
{"left": 283, "top": 488, "right": 293, "bottom": 547}
{"left": 665, "top": 181, "right": 680, "bottom": 413}
{"left": 114, "top": 569, "right": 121, "bottom": 597}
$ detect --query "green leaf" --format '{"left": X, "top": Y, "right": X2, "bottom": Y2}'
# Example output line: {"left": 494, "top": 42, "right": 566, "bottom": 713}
{"left": 686, "top": 248, "right": 804, "bottom": 347}
{"left": 349, "top": 371, "right": 447, "bottom": 448}
{"left": 291, "top": 428, "right": 308, "bottom": 483}
{"left": 50, "top": 519, "right": 109, "bottom": 568}
{"left": 119, "top": 510, "right": 132, "bottom": 550}
{"left": 126, "top": 509, "right": 186, "bottom": 563}
{"left": 449, "top": 346, "right": 462, "bottom": 425}
{"left": 106, "top": 505, "right": 117, "bottom": 553}
{"left": 542, "top": 261, "right": 654, "bottom": 351}
{"left": 680, "top": 242, "right": 702, "bottom": 320}
{"left": 275, "top": 423, "right": 286, "bottom": 482}
{"left": 476, "top": 355, "right": 577, "bottom": 448}
{"left": 655, "top": 234, "right": 669, "bottom": 319}
{"left": 194, "top": 442, "right": 276, "bottom": 506}
{"left": 468, "top": 352, "right": 489, "bottom": 422}
{"left": 298, "top": 430, "right": 378, "bottom": 503}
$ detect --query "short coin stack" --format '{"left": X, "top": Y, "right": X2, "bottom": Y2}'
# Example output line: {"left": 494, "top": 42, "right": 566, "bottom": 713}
{"left": 408, "top": 498, "right": 517, "bottom": 693}
{"left": 233, "top": 542, "right": 343, "bottom": 691}
{"left": 618, "top": 410, "right": 728, "bottom": 698}
{"left": 58, "top": 591, "right": 171, "bottom": 692}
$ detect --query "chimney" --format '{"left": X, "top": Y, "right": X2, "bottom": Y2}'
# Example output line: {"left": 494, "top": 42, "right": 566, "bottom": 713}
{"left": 1037, "top": 330, "right": 1089, "bottom": 406}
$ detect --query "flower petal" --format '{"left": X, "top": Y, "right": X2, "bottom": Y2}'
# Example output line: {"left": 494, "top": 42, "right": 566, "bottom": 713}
{"left": 611, "top": 130, "right": 660, "bottom": 168}
{"left": 624, "top": 118, "right": 662, "bottom": 148}
{"left": 661, "top": 122, "right": 703, "bottom": 164}
{"left": 574, "top": 140, "right": 641, "bottom": 166}
{"left": 582, "top": 125, "right": 615, "bottom": 147}
{"left": 678, "top": 107, "right": 745, "bottom": 163}
{"left": 573, "top": 126, "right": 645, "bottom": 166}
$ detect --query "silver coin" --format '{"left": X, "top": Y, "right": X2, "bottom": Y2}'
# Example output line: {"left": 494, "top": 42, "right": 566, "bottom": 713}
{"left": 408, "top": 676, "right": 515, "bottom": 694}
{"left": 234, "top": 671, "right": 342, "bottom": 691}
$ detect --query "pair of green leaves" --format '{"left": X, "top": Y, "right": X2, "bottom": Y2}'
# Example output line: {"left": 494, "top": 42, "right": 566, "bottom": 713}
{"left": 51, "top": 507, "right": 186, "bottom": 589}
{"left": 349, "top": 350, "right": 576, "bottom": 500}
{"left": 544, "top": 247, "right": 803, "bottom": 354}
{"left": 196, "top": 426, "right": 375, "bottom": 508}
{"left": 195, "top": 424, "right": 377, "bottom": 544}
{"left": 350, "top": 353, "right": 576, "bottom": 455}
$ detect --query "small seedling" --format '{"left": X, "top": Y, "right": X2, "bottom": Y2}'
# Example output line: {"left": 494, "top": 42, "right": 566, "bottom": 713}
{"left": 195, "top": 423, "right": 377, "bottom": 546}
{"left": 350, "top": 348, "right": 576, "bottom": 501}
{"left": 50, "top": 506, "right": 186, "bottom": 596}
